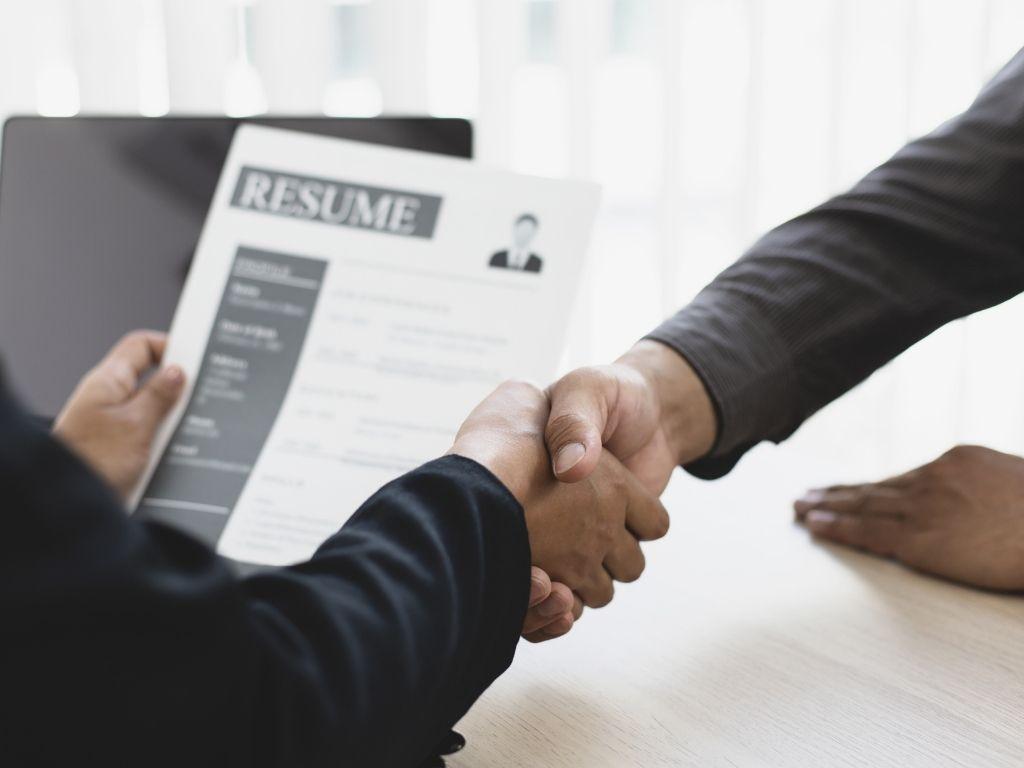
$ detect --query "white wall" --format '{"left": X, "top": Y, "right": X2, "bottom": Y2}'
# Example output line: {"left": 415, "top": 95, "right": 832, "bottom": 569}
{"left": 0, "top": 0, "right": 1022, "bottom": 484}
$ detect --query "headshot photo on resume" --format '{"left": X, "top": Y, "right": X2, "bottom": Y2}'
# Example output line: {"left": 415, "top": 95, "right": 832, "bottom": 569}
{"left": 489, "top": 213, "right": 543, "bottom": 273}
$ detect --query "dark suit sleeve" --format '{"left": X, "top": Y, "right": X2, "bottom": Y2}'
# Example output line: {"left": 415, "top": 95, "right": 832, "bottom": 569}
{"left": 648, "top": 48, "right": 1024, "bottom": 479}
{"left": 0, "top": 384, "right": 530, "bottom": 768}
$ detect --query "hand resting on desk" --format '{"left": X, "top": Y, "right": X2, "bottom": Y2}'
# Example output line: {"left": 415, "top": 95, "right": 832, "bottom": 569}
{"left": 796, "top": 445, "right": 1024, "bottom": 593}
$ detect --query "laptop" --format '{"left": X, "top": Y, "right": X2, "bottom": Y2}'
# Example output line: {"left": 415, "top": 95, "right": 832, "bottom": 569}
{"left": 0, "top": 116, "right": 472, "bottom": 417}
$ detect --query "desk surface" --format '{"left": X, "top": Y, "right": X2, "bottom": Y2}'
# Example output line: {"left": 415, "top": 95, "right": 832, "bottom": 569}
{"left": 452, "top": 447, "right": 1024, "bottom": 768}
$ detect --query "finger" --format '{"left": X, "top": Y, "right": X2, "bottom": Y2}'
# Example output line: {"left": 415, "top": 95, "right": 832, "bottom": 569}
{"left": 103, "top": 330, "right": 168, "bottom": 369}
{"left": 523, "top": 612, "right": 574, "bottom": 643}
{"left": 528, "top": 566, "right": 552, "bottom": 607}
{"left": 621, "top": 466, "right": 670, "bottom": 542}
{"left": 522, "top": 582, "right": 574, "bottom": 634}
{"left": 572, "top": 593, "right": 584, "bottom": 620}
{"left": 604, "top": 534, "right": 646, "bottom": 583}
{"left": 82, "top": 331, "right": 168, "bottom": 404}
{"left": 621, "top": 440, "right": 676, "bottom": 496}
{"left": 794, "top": 485, "right": 867, "bottom": 517}
{"left": 794, "top": 484, "right": 905, "bottom": 521}
{"left": 545, "top": 368, "right": 612, "bottom": 483}
{"left": 803, "top": 510, "right": 905, "bottom": 558}
{"left": 577, "top": 569, "right": 615, "bottom": 609}
{"left": 525, "top": 594, "right": 583, "bottom": 641}
{"left": 130, "top": 364, "right": 186, "bottom": 433}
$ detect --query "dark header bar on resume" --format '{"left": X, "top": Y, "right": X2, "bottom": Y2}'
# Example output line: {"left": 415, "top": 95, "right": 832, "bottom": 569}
{"left": 230, "top": 165, "right": 442, "bottom": 239}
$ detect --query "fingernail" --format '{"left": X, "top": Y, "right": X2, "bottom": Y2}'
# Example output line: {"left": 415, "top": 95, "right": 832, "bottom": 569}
{"left": 163, "top": 365, "right": 184, "bottom": 385}
{"left": 806, "top": 510, "right": 837, "bottom": 526}
{"left": 554, "top": 442, "right": 586, "bottom": 475}
{"left": 795, "top": 489, "right": 825, "bottom": 510}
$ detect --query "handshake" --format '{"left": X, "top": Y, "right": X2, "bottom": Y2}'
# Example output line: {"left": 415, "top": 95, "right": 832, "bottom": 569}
{"left": 449, "top": 341, "right": 717, "bottom": 643}
{"left": 53, "top": 332, "right": 718, "bottom": 644}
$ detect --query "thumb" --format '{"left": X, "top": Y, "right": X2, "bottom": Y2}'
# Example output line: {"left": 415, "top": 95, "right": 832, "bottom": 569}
{"left": 131, "top": 365, "right": 186, "bottom": 434}
{"left": 545, "top": 368, "right": 610, "bottom": 483}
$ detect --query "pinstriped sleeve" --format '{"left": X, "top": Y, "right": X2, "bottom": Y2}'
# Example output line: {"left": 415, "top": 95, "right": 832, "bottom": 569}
{"left": 648, "top": 48, "right": 1024, "bottom": 479}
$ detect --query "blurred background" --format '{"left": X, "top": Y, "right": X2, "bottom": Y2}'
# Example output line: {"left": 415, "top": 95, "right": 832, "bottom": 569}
{"left": 1, "top": 0, "right": 1022, "bottom": 488}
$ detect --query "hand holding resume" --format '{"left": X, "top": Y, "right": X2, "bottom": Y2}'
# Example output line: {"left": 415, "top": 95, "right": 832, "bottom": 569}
{"left": 131, "top": 125, "right": 600, "bottom": 566}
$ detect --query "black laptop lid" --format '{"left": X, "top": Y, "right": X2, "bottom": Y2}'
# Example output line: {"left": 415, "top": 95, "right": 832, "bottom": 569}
{"left": 0, "top": 116, "right": 472, "bottom": 415}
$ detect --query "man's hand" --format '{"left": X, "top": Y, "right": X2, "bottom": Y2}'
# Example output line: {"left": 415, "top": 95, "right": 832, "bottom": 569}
{"left": 544, "top": 340, "right": 716, "bottom": 494}
{"left": 795, "top": 445, "right": 1024, "bottom": 592}
{"left": 53, "top": 331, "right": 185, "bottom": 502}
{"left": 451, "top": 380, "right": 670, "bottom": 609}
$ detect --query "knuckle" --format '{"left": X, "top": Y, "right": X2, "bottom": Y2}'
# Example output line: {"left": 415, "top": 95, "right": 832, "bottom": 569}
{"left": 917, "top": 460, "right": 943, "bottom": 482}
{"left": 116, "top": 330, "right": 151, "bottom": 357}
{"left": 554, "top": 366, "right": 604, "bottom": 391}
{"left": 497, "top": 378, "right": 545, "bottom": 405}
{"left": 547, "top": 366, "right": 612, "bottom": 412}
{"left": 622, "top": 554, "right": 646, "bottom": 583}
{"left": 939, "top": 444, "right": 980, "bottom": 466}
{"left": 592, "top": 584, "right": 614, "bottom": 609}
{"left": 940, "top": 445, "right": 965, "bottom": 462}
{"left": 119, "top": 329, "right": 147, "bottom": 347}
{"left": 848, "top": 490, "right": 872, "bottom": 515}
{"left": 500, "top": 377, "right": 541, "bottom": 395}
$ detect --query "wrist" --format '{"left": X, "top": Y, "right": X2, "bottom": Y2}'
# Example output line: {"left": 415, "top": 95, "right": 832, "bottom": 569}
{"left": 449, "top": 380, "right": 553, "bottom": 506}
{"left": 616, "top": 340, "right": 717, "bottom": 465}
{"left": 449, "top": 431, "right": 548, "bottom": 508}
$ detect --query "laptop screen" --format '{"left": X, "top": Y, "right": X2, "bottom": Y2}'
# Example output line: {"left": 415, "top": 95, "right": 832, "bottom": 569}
{"left": 0, "top": 116, "right": 472, "bottom": 415}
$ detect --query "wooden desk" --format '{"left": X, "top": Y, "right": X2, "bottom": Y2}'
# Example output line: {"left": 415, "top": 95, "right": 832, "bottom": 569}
{"left": 452, "top": 448, "right": 1024, "bottom": 767}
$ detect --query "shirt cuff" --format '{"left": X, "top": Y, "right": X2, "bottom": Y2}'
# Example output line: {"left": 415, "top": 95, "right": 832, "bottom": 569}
{"left": 645, "top": 294, "right": 801, "bottom": 480}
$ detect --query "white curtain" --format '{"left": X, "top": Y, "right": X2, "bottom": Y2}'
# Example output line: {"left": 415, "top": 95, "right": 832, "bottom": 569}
{"left": 1, "top": 0, "right": 1022, "bottom": 483}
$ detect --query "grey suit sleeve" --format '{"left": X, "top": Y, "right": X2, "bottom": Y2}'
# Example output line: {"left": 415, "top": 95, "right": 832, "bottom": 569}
{"left": 648, "top": 48, "right": 1024, "bottom": 479}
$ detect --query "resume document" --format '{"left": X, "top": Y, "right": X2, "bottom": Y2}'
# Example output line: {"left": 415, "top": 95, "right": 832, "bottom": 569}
{"left": 130, "top": 125, "right": 600, "bottom": 566}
